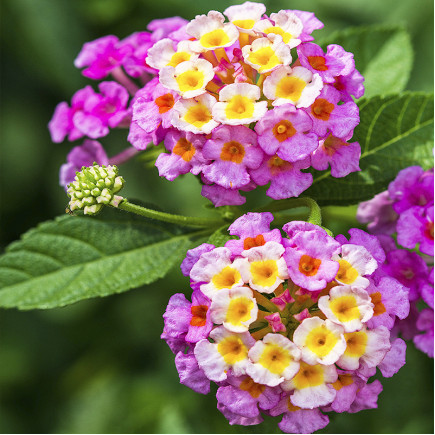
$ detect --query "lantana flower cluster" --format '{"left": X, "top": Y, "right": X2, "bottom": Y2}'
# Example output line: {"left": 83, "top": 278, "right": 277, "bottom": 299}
{"left": 357, "top": 165, "right": 434, "bottom": 358}
{"left": 49, "top": 2, "right": 364, "bottom": 206}
{"left": 162, "top": 212, "right": 409, "bottom": 433}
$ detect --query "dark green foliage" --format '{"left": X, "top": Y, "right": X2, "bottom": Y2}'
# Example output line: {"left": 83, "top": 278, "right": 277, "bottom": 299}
{"left": 306, "top": 93, "right": 434, "bottom": 205}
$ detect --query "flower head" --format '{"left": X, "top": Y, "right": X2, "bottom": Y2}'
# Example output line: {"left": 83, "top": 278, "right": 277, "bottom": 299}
{"left": 67, "top": 163, "right": 124, "bottom": 215}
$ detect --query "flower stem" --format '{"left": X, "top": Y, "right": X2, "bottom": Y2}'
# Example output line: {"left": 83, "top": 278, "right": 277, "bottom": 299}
{"left": 111, "top": 67, "right": 140, "bottom": 95}
{"left": 117, "top": 200, "right": 226, "bottom": 228}
{"left": 109, "top": 147, "right": 140, "bottom": 166}
{"left": 254, "top": 197, "right": 322, "bottom": 226}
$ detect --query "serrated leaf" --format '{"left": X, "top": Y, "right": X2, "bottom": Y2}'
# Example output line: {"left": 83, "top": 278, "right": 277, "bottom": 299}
{"left": 320, "top": 25, "right": 413, "bottom": 97}
{"left": 0, "top": 212, "right": 202, "bottom": 310}
{"left": 306, "top": 93, "right": 434, "bottom": 206}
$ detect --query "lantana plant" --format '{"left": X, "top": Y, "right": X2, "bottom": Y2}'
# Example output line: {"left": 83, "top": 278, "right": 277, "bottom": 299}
{"left": 0, "top": 1, "right": 433, "bottom": 434}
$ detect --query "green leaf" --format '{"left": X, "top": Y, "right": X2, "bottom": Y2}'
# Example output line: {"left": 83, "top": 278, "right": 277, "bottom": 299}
{"left": 320, "top": 25, "right": 413, "bottom": 97}
{"left": 207, "top": 225, "right": 236, "bottom": 247}
{"left": 0, "top": 211, "right": 202, "bottom": 310}
{"left": 305, "top": 92, "right": 434, "bottom": 206}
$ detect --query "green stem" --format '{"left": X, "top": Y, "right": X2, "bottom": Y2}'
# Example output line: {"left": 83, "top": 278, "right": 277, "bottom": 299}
{"left": 254, "top": 197, "right": 322, "bottom": 226}
{"left": 117, "top": 200, "right": 225, "bottom": 228}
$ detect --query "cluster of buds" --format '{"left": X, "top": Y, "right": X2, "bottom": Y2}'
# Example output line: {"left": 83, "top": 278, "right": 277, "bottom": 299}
{"left": 67, "top": 163, "right": 124, "bottom": 215}
{"left": 49, "top": 2, "right": 364, "bottom": 206}
{"left": 162, "top": 213, "right": 410, "bottom": 433}
{"left": 357, "top": 165, "right": 434, "bottom": 358}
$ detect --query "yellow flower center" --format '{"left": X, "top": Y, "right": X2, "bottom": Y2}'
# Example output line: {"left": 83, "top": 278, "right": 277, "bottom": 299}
{"left": 263, "top": 26, "right": 293, "bottom": 44}
{"left": 336, "top": 259, "right": 359, "bottom": 284}
{"left": 250, "top": 260, "right": 279, "bottom": 288}
{"left": 200, "top": 28, "right": 230, "bottom": 48}
{"left": 305, "top": 325, "right": 339, "bottom": 357}
{"left": 292, "top": 361, "right": 324, "bottom": 389}
{"left": 329, "top": 295, "right": 360, "bottom": 322}
{"left": 226, "top": 297, "right": 254, "bottom": 327}
{"left": 248, "top": 46, "right": 281, "bottom": 72}
{"left": 176, "top": 70, "right": 205, "bottom": 93}
{"left": 239, "top": 376, "right": 265, "bottom": 398}
{"left": 344, "top": 331, "right": 368, "bottom": 357}
{"left": 183, "top": 102, "right": 212, "bottom": 127}
{"left": 212, "top": 266, "right": 241, "bottom": 289}
{"left": 168, "top": 51, "right": 192, "bottom": 67}
{"left": 217, "top": 335, "right": 248, "bottom": 364}
{"left": 233, "top": 19, "right": 255, "bottom": 30}
{"left": 332, "top": 374, "right": 354, "bottom": 391}
{"left": 225, "top": 95, "right": 255, "bottom": 119}
{"left": 276, "top": 76, "right": 306, "bottom": 101}
{"left": 259, "top": 343, "right": 291, "bottom": 374}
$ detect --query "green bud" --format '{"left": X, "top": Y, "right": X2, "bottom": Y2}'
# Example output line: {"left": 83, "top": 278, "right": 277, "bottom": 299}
{"left": 67, "top": 163, "right": 125, "bottom": 215}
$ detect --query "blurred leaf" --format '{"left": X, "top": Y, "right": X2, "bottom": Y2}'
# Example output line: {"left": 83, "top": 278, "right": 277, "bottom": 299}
{"left": 207, "top": 225, "right": 235, "bottom": 247}
{"left": 306, "top": 92, "right": 434, "bottom": 206}
{"left": 0, "top": 211, "right": 200, "bottom": 309}
{"left": 320, "top": 25, "right": 413, "bottom": 97}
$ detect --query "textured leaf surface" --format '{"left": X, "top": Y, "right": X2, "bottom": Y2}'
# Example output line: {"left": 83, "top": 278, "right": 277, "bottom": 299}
{"left": 207, "top": 225, "right": 235, "bottom": 247}
{"left": 321, "top": 25, "right": 413, "bottom": 97}
{"left": 0, "top": 212, "right": 198, "bottom": 309}
{"left": 306, "top": 93, "right": 434, "bottom": 206}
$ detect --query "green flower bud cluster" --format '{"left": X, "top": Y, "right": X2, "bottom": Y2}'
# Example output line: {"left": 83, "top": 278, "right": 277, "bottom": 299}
{"left": 67, "top": 163, "right": 124, "bottom": 215}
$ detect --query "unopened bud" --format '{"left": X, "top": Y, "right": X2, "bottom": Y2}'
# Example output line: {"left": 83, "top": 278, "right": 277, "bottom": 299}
{"left": 66, "top": 163, "right": 124, "bottom": 215}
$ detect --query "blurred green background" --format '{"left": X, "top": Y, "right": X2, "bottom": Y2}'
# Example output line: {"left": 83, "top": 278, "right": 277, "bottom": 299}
{"left": 1, "top": 0, "right": 433, "bottom": 433}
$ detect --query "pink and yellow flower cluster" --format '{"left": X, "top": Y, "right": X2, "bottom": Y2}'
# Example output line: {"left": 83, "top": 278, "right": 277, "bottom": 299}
{"left": 49, "top": 2, "right": 364, "bottom": 205}
{"left": 162, "top": 213, "right": 410, "bottom": 433}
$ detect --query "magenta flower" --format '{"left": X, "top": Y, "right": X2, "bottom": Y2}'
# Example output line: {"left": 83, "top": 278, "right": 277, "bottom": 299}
{"left": 381, "top": 249, "right": 429, "bottom": 301}
{"left": 305, "top": 84, "right": 359, "bottom": 138}
{"left": 297, "top": 42, "right": 354, "bottom": 83}
{"left": 132, "top": 82, "right": 179, "bottom": 133}
{"left": 49, "top": 82, "right": 130, "bottom": 142}
{"left": 323, "top": 371, "right": 365, "bottom": 413}
{"left": 284, "top": 227, "right": 341, "bottom": 291}
{"left": 396, "top": 204, "right": 434, "bottom": 256}
{"left": 49, "top": 101, "right": 82, "bottom": 143}
{"left": 175, "top": 349, "right": 210, "bottom": 394}
{"left": 332, "top": 68, "right": 365, "bottom": 102}
{"left": 378, "top": 338, "right": 407, "bottom": 378}
{"left": 216, "top": 374, "right": 281, "bottom": 421}
{"left": 311, "top": 134, "right": 361, "bottom": 177}
{"left": 162, "top": 290, "right": 212, "bottom": 344}
{"left": 224, "top": 212, "right": 282, "bottom": 257}
{"left": 201, "top": 125, "right": 263, "bottom": 189}
{"left": 357, "top": 191, "right": 399, "bottom": 235}
{"left": 59, "top": 140, "right": 108, "bottom": 188}
{"left": 288, "top": 10, "right": 324, "bottom": 42}
{"left": 388, "top": 166, "right": 434, "bottom": 214}
{"left": 201, "top": 184, "right": 247, "bottom": 206}
{"left": 180, "top": 243, "right": 215, "bottom": 277}
{"left": 156, "top": 130, "right": 209, "bottom": 181}
{"left": 348, "top": 380, "right": 383, "bottom": 413}
{"left": 365, "top": 277, "right": 410, "bottom": 330}
{"left": 74, "top": 35, "right": 133, "bottom": 80}
{"left": 250, "top": 155, "right": 313, "bottom": 200}
{"left": 413, "top": 308, "right": 434, "bottom": 357}
{"left": 269, "top": 396, "right": 329, "bottom": 434}
{"left": 121, "top": 31, "right": 155, "bottom": 77}
{"left": 147, "top": 16, "right": 189, "bottom": 42}
{"left": 254, "top": 105, "right": 318, "bottom": 162}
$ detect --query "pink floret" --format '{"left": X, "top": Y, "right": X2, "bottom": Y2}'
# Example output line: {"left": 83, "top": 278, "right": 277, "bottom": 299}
{"left": 74, "top": 35, "right": 133, "bottom": 80}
